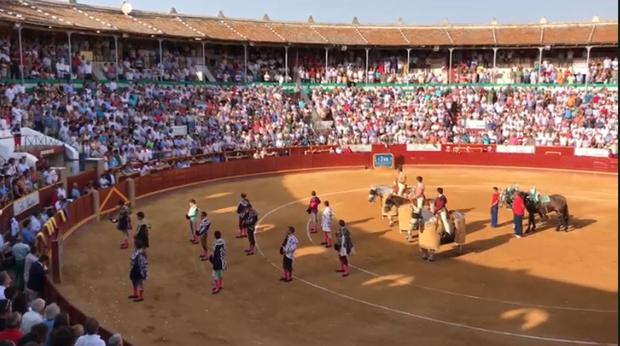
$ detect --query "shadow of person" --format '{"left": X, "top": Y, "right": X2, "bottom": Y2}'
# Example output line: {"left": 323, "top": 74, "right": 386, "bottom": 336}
{"left": 465, "top": 219, "right": 489, "bottom": 234}
{"left": 346, "top": 217, "right": 375, "bottom": 227}
{"left": 459, "top": 233, "right": 513, "bottom": 255}
{"left": 569, "top": 218, "right": 597, "bottom": 230}
{"left": 454, "top": 207, "right": 475, "bottom": 214}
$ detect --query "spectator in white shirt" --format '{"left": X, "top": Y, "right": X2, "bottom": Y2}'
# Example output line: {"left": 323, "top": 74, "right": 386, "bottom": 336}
{"left": 43, "top": 167, "right": 58, "bottom": 186}
{"left": 75, "top": 317, "right": 106, "bottom": 346}
{"left": 20, "top": 298, "right": 45, "bottom": 334}
{"left": 23, "top": 247, "right": 38, "bottom": 294}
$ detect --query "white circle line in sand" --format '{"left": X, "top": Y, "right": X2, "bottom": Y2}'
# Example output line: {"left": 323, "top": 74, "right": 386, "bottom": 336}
{"left": 253, "top": 188, "right": 617, "bottom": 346}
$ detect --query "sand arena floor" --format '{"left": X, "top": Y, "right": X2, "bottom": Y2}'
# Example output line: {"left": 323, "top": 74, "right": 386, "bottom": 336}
{"left": 57, "top": 166, "right": 618, "bottom": 346}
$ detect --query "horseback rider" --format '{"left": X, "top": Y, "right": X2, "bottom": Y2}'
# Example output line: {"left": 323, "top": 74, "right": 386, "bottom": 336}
{"left": 530, "top": 185, "right": 540, "bottom": 205}
{"left": 412, "top": 176, "right": 425, "bottom": 211}
{"left": 433, "top": 187, "right": 451, "bottom": 235}
{"left": 395, "top": 166, "right": 407, "bottom": 197}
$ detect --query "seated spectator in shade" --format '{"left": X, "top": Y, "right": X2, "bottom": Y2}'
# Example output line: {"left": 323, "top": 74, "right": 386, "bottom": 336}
{"left": 0, "top": 312, "right": 22, "bottom": 343}
{"left": 48, "top": 326, "right": 75, "bottom": 346}
{"left": 10, "top": 292, "right": 28, "bottom": 316}
{"left": 29, "top": 214, "right": 42, "bottom": 234}
{"left": 107, "top": 333, "right": 122, "bottom": 346}
{"left": 70, "top": 183, "right": 81, "bottom": 200}
{"left": 26, "top": 255, "right": 48, "bottom": 300}
{"left": 20, "top": 220, "right": 36, "bottom": 248}
{"left": 51, "top": 312, "right": 70, "bottom": 333}
{"left": 0, "top": 299, "right": 11, "bottom": 331}
{"left": 42, "top": 303, "right": 60, "bottom": 341}
{"left": 11, "top": 237, "right": 30, "bottom": 291}
{"left": 10, "top": 218, "right": 20, "bottom": 238}
{"left": 54, "top": 198, "right": 68, "bottom": 214}
{"left": 0, "top": 233, "right": 10, "bottom": 257}
{"left": 42, "top": 168, "right": 58, "bottom": 186}
{"left": 72, "top": 324, "right": 84, "bottom": 340}
{"left": 20, "top": 298, "right": 45, "bottom": 334}
{"left": 17, "top": 322, "right": 48, "bottom": 346}
{"left": 0, "top": 271, "right": 11, "bottom": 300}
{"left": 23, "top": 248, "right": 38, "bottom": 296}
{"left": 56, "top": 186, "right": 66, "bottom": 201}
{"left": 74, "top": 318, "right": 105, "bottom": 346}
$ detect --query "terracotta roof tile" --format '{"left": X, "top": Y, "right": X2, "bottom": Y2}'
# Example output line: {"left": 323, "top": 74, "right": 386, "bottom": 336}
{"left": 3, "top": 1, "right": 75, "bottom": 29}
{"left": 313, "top": 26, "right": 366, "bottom": 45}
{"left": 269, "top": 23, "right": 326, "bottom": 44}
{"left": 448, "top": 27, "right": 494, "bottom": 45}
{"left": 495, "top": 26, "right": 541, "bottom": 45}
{"left": 358, "top": 28, "right": 407, "bottom": 46}
{"left": 225, "top": 21, "right": 284, "bottom": 43}
{"left": 130, "top": 14, "right": 196, "bottom": 37}
{"left": 591, "top": 24, "right": 618, "bottom": 44}
{"left": 401, "top": 28, "right": 451, "bottom": 46}
{"left": 182, "top": 17, "right": 243, "bottom": 41}
{"left": 543, "top": 25, "right": 592, "bottom": 45}
{"left": 86, "top": 9, "right": 156, "bottom": 34}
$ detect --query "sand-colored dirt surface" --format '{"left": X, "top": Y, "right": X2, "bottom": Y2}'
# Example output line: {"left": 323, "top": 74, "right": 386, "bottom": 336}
{"left": 56, "top": 166, "right": 618, "bottom": 346}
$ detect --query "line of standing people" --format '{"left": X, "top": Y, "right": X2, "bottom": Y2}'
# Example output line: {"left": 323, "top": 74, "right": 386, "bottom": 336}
{"left": 112, "top": 201, "right": 150, "bottom": 302}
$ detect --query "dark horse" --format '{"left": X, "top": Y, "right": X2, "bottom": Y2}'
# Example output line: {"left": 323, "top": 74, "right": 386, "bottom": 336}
{"left": 500, "top": 187, "right": 570, "bottom": 232}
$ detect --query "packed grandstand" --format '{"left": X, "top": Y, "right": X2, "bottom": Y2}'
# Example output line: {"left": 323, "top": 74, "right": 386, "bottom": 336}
{"left": 0, "top": 0, "right": 618, "bottom": 345}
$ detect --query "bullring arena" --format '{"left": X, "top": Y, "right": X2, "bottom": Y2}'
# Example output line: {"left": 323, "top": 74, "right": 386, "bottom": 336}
{"left": 46, "top": 148, "right": 616, "bottom": 346}
{"left": 0, "top": 1, "right": 618, "bottom": 345}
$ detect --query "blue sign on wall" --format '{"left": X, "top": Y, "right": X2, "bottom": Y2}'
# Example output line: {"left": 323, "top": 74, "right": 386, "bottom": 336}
{"left": 373, "top": 153, "right": 394, "bottom": 169}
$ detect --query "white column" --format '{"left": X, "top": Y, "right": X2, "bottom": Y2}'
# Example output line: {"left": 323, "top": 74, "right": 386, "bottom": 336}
{"left": 406, "top": 48, "right": 411, "bottom": 84}
{"left": 67, "top": 32, "right": 72, "bottom": 81}
{"left": 324, "top": 47, "right": 329, "bottom": 83}
{"left": 158, "top": 39, "right": 163, "bottom": 67}
{"left": 243, "top": 44, "right": 248, "bottom": 82}
{"left": 284, "top": 46, "right": 289, "bottom": 82}
{"left": 365, "top": 48, "right": 370, "bottom": 84}
{"left": 537, "top": 47, "right": 543, "bottom": 84}
{"left": 585, "top": 46, "right": 592, "bottom": 89}
{"left": 114, "top": 36, "right": 119, "bottom": 81}
{"left": 448, "top": 48, "right": 454, "bottom": 84}
{"left": 17, "top": 26, "right": 23, "bottom": 82}
{"left": 492, "top": 47, "right": 498, "bottom": 83}
{"left": 202, "top": 42, "right": 206, "bottom": 66}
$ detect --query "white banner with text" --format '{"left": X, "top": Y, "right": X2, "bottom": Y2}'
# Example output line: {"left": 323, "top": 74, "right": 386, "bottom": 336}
{"left": 13, "top": 191, "right": 40, "bottom": 216}
{"left": 496, "top": 145, "right": 536, "bottom": 154}
{"left": 574, "top": 147, "right": 610, "bottom": 158}
{"left": 406, "top": 143, "right": 442, "bottom": 152}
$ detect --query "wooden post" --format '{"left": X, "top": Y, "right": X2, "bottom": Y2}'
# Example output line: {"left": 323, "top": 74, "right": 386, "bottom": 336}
{"left": 92, "top": 190, "right": 101, "bottom": 221}
{"left": 51, "top": 238, "right": 62, "bottom": 284}
{"left": 127, "top": 178, "right": 136, "bottom": 207}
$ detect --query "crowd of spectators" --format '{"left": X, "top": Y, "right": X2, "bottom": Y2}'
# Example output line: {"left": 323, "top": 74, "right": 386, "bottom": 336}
{"left": 0, "top": 178, "right": 123, "bottom": 345}
{"left": 0, "top": 275, "right": 123, "bottom": 346}
{"left": 0, "top": 157, "right": 59, "bottom": 209}
{"left": 2, "top": 33, "right": 617, "bottom": 85}
{"left": 1, "top": 81, "right": 617, "bottom": 171}
{"left": 0, "top": 37, "right": 616, "bottom": 206}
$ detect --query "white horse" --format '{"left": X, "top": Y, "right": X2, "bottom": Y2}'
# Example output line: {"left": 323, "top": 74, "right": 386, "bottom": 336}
{"left": 368, "top": 185, "right": 398, "bottom": 226}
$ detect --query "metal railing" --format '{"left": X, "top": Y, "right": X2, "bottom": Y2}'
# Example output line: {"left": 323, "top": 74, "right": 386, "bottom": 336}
{"left": 17, "top": 135, "right": 63, "bottom": 149}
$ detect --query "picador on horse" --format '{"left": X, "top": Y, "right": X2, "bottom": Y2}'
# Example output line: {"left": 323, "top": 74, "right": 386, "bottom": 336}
{"left": 500, "top": 185, "right": 570, "bottom": 232}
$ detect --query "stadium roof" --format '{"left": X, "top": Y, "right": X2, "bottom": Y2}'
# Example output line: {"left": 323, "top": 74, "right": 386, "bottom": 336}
{"left": 0, "top": 0, "right": 617, "bottom": 47}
